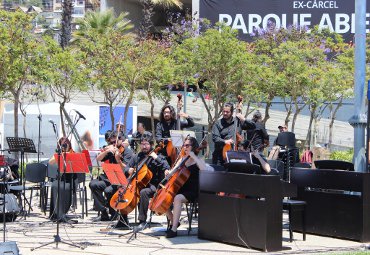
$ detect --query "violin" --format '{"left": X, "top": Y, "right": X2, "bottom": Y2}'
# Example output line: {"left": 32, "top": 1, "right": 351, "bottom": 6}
{"left": 222, "top": 95, "right": 243, "bottom": 160}
{"left": 149, "top": 137, "right": 207, "bottom": 215}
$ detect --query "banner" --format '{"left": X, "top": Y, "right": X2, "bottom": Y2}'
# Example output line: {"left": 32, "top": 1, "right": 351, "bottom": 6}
{"left": 199, "top": 0, "right": 370, "bottom": 42}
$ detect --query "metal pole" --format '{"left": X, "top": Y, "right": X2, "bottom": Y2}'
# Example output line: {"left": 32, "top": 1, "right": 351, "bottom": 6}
{"left": 349, "top": 0, "right": 367, "bottom": 172}
{"left": 367, "top": 80, "right": 370, "bottom": 172}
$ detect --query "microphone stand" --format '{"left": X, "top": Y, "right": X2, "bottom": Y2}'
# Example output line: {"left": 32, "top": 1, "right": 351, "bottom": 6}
{"left": 31, "top": 121, "right": 83, "bottom": 251}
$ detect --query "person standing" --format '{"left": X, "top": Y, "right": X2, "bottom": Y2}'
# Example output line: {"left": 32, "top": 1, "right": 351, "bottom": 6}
{"left": 212, "top": 102, "right": 255, "bottom": 165}
{"left": 245, "top": 111, "right": 269, "bottom": 153}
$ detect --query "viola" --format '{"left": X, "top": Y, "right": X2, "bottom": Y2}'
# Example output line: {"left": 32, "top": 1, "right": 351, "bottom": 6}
{"left": 222, "top": 95, "right": 243, "bottom": 161}
{"left": 110, "top": 154, "right": 153, "bottom": 215}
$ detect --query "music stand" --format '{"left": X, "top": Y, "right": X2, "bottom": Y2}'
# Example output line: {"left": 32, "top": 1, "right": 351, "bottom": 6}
{"left": 6, "top": 137, "right": 37, "bottom": 219}
{"left": 54, "top": 153, "right": 90, "bottom": 175}
{"left": 102, "top": 163, "right": 128, "bottom": 186}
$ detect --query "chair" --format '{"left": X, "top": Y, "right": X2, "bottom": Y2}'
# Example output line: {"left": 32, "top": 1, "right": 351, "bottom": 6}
{"left": 9, "top": 163, "right": 47, "bottom": 214}
{"left": 73, "top": 173, "right": 88, "bottom": 218}
{"left": 283, "top": 199, "right": 306, "bottom": 242}
{"left": 185, "top": 199, "right": 198, "bottom": 235}
{"left": 41, "top": 163, "right": 59, "bottom": 214}
{"left": 314, "top": 160, "right": 354, "bottom": 171}
{"left": 267, "top": 159, "right": 285, "bottom": 180}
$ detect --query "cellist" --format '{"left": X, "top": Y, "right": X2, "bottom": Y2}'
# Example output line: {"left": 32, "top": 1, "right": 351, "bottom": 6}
{"left": 212, "top": 102, "right": 255, "bottom": 165}
{"left": 165, "top": 136, "right": 207, "bottom": 238}
{"left": 124, "top": 134, "right": 170, "bottom": 229}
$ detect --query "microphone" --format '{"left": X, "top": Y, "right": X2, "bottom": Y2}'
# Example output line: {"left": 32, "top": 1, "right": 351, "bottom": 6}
{"left": 73, "top": 109, "right": 86, "bottom": 120}
{"left": 49, "top": 119, "right": 55, "bottom": 125}
{"left": 49, "top": 119, "right": 57, "bottom": 133}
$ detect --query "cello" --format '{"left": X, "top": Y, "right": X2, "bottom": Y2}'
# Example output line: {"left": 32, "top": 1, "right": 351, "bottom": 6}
{"left": 149, "top": 137, "right": 207, "bottom": 215}
{"left": 222, "top": 95, "right": 243, "bottom": 161}
{"left": 110, "top": 154, "right": 153, "bottom": 215}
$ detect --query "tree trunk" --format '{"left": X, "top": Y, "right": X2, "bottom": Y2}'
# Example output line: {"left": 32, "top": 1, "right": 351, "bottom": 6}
{"left": 123, "top": 90, "right": 134, "bottom": 134}
{"left": 60, "top": 0, "right": 73, "bottom": 49}
{"left": 147, "top": 87, "right": 155, "bottom": 137}
{"left": 263, "top": 100, "right": 272, "bottom": 124}
{"left": 305, "top": 105, "right": 316, "bottom": 148}
{"left": 109, "top": 102, "right": 115, "bottom": 131}
{"left": 14, "top": 96, "right": 19, "bottom": 138}
{"left": 328, "top": 98, "right": 343, "bottom": 149}
{"left": 138, "top": 0, "right": 154, "bottom": 41}
{"left": 59, "top": 102, "right": 66, "bottom": 137}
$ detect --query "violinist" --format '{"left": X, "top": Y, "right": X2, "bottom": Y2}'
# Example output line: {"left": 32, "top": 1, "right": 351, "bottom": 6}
{"left": 212, "top": 102, "right": 255, "bottom": 165}
{"left": 124, "top": 134, "right": 170, "bottom": 229}
{"left": 155, "top": 104, "right": 194, "bottom": 165}
{"left": 49, "top": 137, "right": 76, "bottom": 222}
{"left": 165, "top": 136, "right": 206, "bottom": 238}
{"left": 89, "top": 130, "right": 133, "bottom": 226}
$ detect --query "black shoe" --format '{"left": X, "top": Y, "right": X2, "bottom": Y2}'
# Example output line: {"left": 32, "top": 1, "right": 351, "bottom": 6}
{"left": 114, "top": 220, "right": 130, "bottom": 230}
{"left": 167, "top": 222, "right": 181, "bottom": 232}
{"left": 166, "top": 229, "right": 177, "bottom": 238}
{"left": 100, "top": 210, "right": 110, "bottom": 221}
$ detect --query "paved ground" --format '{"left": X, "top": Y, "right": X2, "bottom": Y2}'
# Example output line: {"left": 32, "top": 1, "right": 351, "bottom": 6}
{"left": 1, "top": 192, "right": 369, "bottom": 255}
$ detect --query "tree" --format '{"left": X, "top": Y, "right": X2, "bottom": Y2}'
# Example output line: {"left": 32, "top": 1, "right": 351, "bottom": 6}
{"left": 138, "top": 39, "right": 173, "bottom": 135}
{"left": 172, "top": 25, "right": 255, "bottom": 131}
{"left": 60, "top": 0, "right": 73, "bottom": 48}
{"left": 74, "top": 10, "right": 134, "bottom": 131}
{"left": 42, "top": 36, "right": 87, "bottom": 136}
{"left": 0, "top": 10, "right": 47, "bottom": 138}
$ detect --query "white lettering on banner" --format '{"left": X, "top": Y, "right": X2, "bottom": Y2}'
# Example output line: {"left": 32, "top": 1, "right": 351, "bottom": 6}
{"left": 293, "top": 1, "right": 339, "bottom": 9}
{"left": 319, "top": 13, "right": 334, "bottom": 31}
{"left": 219, "top": 14, "right": 233, "bottom": 26}
{"left": 218, "top": 13, "right": 370, "bottom": 35}
{"left": 335, "top": 13, "right": 350, "bottom": 33}
{"left": 232, "top": 14, "right": 248, "bottom": 33}
{"left": 249, "top": 14, "right": 262, "bottom": 34}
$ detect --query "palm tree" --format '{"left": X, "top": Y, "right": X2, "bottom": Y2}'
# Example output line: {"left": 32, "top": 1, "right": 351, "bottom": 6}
{"left": 73, "top": 9, "right": 133, "bottom": 41}
{"left": 60, "top": 0, "right": 73, "bottom": 49}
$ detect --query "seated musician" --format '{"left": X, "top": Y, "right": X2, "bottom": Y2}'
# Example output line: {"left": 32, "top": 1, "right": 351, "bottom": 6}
{"left": 155, "top": 104, "right": 194, "bottom": 165}
{"left": 242, "top": 140, "right": 278, "bottom": 175}
{"left": 48, "top": 137, "right": 76, "bottom": 222}
{"left": 212, "top": 102, "right": 255, "bottom": 166}
{"left": 130, "top": 123, "right": 152, "bottom": 153}
{"left": 165, "top": 136, "right": 207, "bottom": 238}
{"left": 124, "top": 134, "right": 170, "bottom": 229}
{"left": 89, "top": 130, "right": 133, "bottom": 228}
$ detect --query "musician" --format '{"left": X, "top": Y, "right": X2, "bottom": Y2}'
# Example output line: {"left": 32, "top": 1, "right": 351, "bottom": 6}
{"left": 212, "top": 102, "right": 255, "bottom": 165}
{"left": 124, "top": 134, "right": 170, "bottom": 228}
{"left": 165, "top": 136, "right": 206, "bottom": 238}
{"left": 155, "top": 104, "right": 194, "bottom": 164}
{"left": 49, "top": 137, "right": 76, "bottom": 222}
{"left": 89, "top": 131, "right": 133, "bottom": 227}
{"left": 130, "top": 123, "right": 152, "bottom": 152}
{"left": 242, "top": 141, "right": 278, "bottom": 175}
{"left": 245, "top": 111, "right": 269, "bottom": 153}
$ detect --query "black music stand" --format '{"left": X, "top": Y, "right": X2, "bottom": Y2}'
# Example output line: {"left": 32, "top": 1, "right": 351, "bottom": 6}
{"left": 6, "top": 137, "right": 37, "bottom": 219}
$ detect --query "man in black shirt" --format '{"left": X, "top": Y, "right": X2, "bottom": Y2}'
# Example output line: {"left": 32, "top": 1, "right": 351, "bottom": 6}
{"left": 155, "top": 104, "right": 194, "bottom": 165}
{"left": 245, "top": 111, "right": 269, "bottom": 153}
{"left": 89, "top": 131, "right": 133, "bottom": 226}
{"left": 130, "top": 123, "right": 152, "bottom": 152}
{"left": 212, "top": 102, "right": 256, "bottom": 165}
{"left": 125, "top": 135, "right": 170, "bottom": 228}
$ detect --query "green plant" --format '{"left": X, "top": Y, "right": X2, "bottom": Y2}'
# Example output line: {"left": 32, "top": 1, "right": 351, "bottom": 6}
{"left": 330, "top": 148, "right": 354, "bottom": 162}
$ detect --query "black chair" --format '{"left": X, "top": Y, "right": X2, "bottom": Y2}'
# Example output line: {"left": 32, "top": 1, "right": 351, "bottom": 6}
{"left": 185, "top": 199, "right": 198, "bottom": 235}
{"left": 9, "top": 163, "right": 47, "bottom": 214}
{"left": 283, "top": 199, "right": 306, "bottom": 242}
{"left": 73, "top": 173, "right": 88, "bottom": 218}
{"left": 268, "top": 159, "right": 285, "bottom": 180}
{"left": 294, "top": 162, "right": 312, "bottom": 168}
{"left": 314, "top": 160, "right": 354, "bottom": 171}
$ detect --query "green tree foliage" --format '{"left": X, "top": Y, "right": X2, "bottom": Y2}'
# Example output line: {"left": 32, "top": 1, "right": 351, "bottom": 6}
{"left": 172, "top": 25, "right": 255, "bottom": 130}
{"left": 0, "top": 10, "right": 47, "bottom": 137}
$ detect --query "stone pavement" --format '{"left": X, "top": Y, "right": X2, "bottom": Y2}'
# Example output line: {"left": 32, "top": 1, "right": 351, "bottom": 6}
{"left": 1, "top": 194, "right": 368, "bottom": 255}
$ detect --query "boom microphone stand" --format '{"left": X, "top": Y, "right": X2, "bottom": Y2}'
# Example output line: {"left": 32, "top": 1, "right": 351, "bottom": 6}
{"left": 31, "top": 121, "right": 83, "bottom": 251}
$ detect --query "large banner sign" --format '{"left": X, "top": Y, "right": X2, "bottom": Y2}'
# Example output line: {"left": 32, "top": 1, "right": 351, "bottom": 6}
{"left": 199, "top": 0, "right": 370, "bottom": 42}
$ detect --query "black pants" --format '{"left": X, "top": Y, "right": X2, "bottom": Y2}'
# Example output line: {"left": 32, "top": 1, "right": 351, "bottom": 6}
{"left": 50, "top": 179, "right": 73, "bottom": 220}
{"left": 212, "top": 150, "right": 225, "bottom": 166}
{"left": 89, "top": 176, "right": 116, "bottom": 215}
{"left": 138, "top": 184, "right": 156, "bottom": 222}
